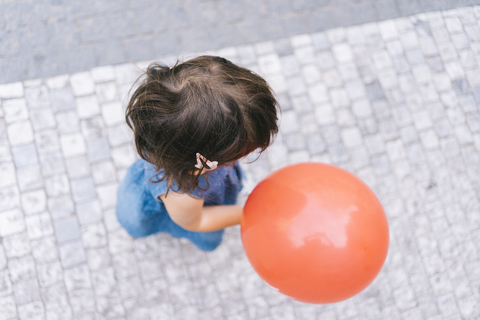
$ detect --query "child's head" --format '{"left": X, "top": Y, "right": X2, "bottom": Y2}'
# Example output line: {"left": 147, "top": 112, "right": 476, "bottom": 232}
{"left": 126, "top": 55, "right": 279, "bottom": 191}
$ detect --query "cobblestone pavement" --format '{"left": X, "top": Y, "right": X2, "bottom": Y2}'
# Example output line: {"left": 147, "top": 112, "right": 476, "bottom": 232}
{"left": 2, "top": 0, "right": 480, "bottom": 84}
{"left": 2, "top": 4, "right": 480, "bottom": 320}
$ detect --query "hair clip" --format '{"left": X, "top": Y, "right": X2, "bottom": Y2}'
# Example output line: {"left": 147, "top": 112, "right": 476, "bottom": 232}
{"left": 195, "top": 153, "right": 218, "bottom": 171}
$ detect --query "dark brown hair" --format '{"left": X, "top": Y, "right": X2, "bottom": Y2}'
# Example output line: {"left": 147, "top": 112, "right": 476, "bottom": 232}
{"left": 126, "top": 55, "right": 279, "bottom": 193}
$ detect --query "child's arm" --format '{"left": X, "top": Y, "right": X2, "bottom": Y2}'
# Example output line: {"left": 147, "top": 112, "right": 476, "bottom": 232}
{"left": 159, "top": 192, "right": 243, "bottom": 232}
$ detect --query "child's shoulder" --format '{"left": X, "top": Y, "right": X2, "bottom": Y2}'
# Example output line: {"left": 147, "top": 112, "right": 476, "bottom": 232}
{"left": 131, "top": 158, "right": 161, "bottom": 174}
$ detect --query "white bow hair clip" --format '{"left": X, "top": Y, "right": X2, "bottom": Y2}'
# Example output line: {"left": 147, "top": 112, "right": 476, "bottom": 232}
{"left": 195, "top": 153, "right": 218, "bottom": 171}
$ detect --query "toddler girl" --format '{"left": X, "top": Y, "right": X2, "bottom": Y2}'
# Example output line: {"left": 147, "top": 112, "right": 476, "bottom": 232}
{"left": 116, "top": 56, "right": 279, "bottom": 251}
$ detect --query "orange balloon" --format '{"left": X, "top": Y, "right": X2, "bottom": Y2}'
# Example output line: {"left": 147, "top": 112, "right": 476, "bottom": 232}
{"left": 241, "top": 162, "right": 389, "bottom": 304}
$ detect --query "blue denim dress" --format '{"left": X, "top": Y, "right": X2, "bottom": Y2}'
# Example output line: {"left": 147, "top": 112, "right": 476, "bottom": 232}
{"left": 116, "top": 159, "right": 244, "bottom": 251}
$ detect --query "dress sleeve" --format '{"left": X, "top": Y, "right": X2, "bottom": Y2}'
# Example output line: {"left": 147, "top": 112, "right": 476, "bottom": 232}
{"left": 148, "top": 178, "right": 169, "bottom": 200}
{"left": 141, "top": 162, "right": 169, "bottom": 200}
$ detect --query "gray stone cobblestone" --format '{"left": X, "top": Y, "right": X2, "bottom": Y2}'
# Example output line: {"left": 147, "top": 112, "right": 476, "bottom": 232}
{"left": 2, "top": 2, "right": 480, "bottom": 81}
{"left": 1, "top": 4, "right": 480, "bottom": 320}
